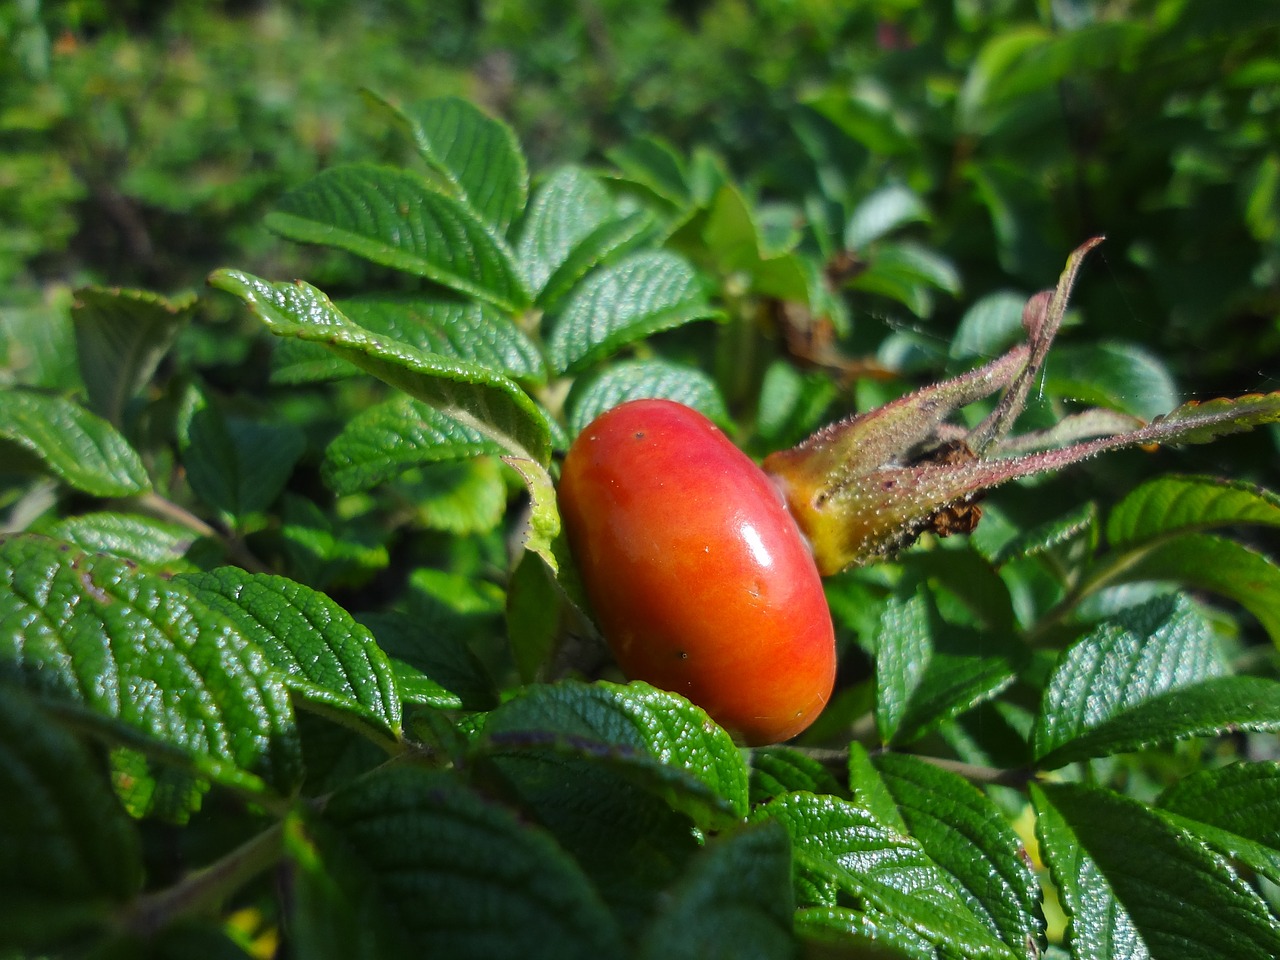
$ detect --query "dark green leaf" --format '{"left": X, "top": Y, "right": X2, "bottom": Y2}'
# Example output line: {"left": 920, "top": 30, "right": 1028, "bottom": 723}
{"left": 0, "top": 389, "right": 150, "bottom": 497}
{"left": 1107, "top": 475, "right": 1280, "bottom": 548}
{"left": 358, "top": 608, "right": 497, "bottom": 712}
{"left": 1105, "top": 533, "right": 1280, "bottom": 647}
{"left": 210, "top": 271, "right": 553, "bottom": 464}
{"left": 71, "top": 286, "right": 194, "bottom": 424}
{"left": 566, "top": 358, "right": 729, "bottom": 436}
{"left": 322, "top": 395, "right": 502, "bottom": 494}
{"left": 265, "top": 163, "right": 529, "bottom": 311}
{"left": 482, "top": 679, "right": 751, "bottom": 825}
{"left": 375, "top": 94, "right": 528, "bottom": 232}
{"left": 1033, "top": 781, "right": 1280, "bottom": 959}
{"left": 505, "top": 549, "right": 563, "bottom": 684}
{"left": 865, "top": 751, "right": 1045, "bottom": 955}
{"left": 547, "top": 251, "right": 720, "bottom": 374}
{"left": 1156, "top": 762, "right": 1280, "bottom": 885}
{"left": 636, "top": 822, "right": 797, "bottom": 960}
{"left": 0, "top": 534, "right": 300, "bottom": 796}
{"left": 177, "top": 568, "right": 402, "bottom": 740}
{"left": 289, "top": 766, "right": 625, "bottom": 960}
{"left": 750, "top": 746, "right": 847, "bottom": 806}
{"left": 0, "top": 683, "right": 142, "bottom": 950}
{"left": 754, "top": 792, "right": 1014, "bottom": 959}
{"left": 874, "top": 590, "right": 1021, "bottom": 746}
{"left": 179, "top": 386, "right": 305, "bottom": 524}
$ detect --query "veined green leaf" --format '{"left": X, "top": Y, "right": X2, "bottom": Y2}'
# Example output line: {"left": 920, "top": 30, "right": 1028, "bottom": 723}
{"left": 358, "top": 609, "right": 497, "bottom": 712}
{"left": 1034, "top": 594, "right": 1228, "bottom": 764}
{"left": 43, "top": 511, "right": 198, "bottom": 572}
{"left": 566, "top": 358, "right": 729, "bottom": 436}
{"left": 372, "top": 94, "right": 528, "bottom": 232}
{"left": 1156, "top": 762, "right": 1280, "bottom": 885}
{"left": 0, "top": 683, "right": 142, "bottom": 949}
{"left": 265, "top": 163, "right": 529, "bottom": 312}
{"left": 605, "top": 137, "right": 691, "bottom": 207}
{"left": 177, "top": 568, "right": 402, "bottom": 740}
{"left": 754, "top": 792, "right": 1014, "bottom": 959}
{"left": 210, "top": 270, "right": 552, "bottom": 465}
{"left": 0, "top": 534, "right": 300, "bottom": 796}
{"left": 0, "top": 390, "right": 150, "bottom": 497}
{"left": 863, "top": 750, "right": 1045, "bottom": 956}
{"left": 1034, "top": 781, "right": 1280, "bottom": 959}
{"left": 482, "top": 679, "right": 750, "bottom": 826}
{"left": 341, "top": 294, "right": 545, "bottom": 382}
{"left": 750, "top": 746, "right": 847, "bottom": 807}
{"left": 1107, "top": 475, "right": 1280, "bottom": 547}
{"left": 794, "top": 907, "right": 933, "bottom": 959}
{"left": 547, "top": 251, "right": 720, "bottom": 374}
{"left": 71, "top": 286, "right": 195, "bottom": 425}
{"left": 322, "top": 395, "right": 502, "bottom": 495}
{"left": 1044, "top": 341, "right": 1178, "bottom": 422}
{"left": 874, "top": 590, "right": 1022, "bottom": 747}
{"left": 288, "top": 766, "right": 624, "bottom": 960}
{"left": 636, "top": 822, "right": 796, "bottom": 960}
{"left": 517, "top": 165, "right": 654, "bottom": 306}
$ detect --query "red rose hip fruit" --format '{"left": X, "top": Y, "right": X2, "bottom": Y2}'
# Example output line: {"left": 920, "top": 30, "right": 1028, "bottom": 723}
{"left": 558, "top": 399, "right": 836, "bottom": 744}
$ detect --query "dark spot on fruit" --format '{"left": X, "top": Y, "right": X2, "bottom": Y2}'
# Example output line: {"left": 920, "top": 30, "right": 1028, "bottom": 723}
{"left": 677, "top": 650, "right": 688, "bottom": 660}
{"left": 634, "top": 431, "right": 646, "bottom": 439}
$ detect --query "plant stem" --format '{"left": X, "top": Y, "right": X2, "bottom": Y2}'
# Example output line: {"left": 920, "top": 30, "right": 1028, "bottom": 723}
{"left": 136, "top": 490, "right": 271, "bottom": 574}
{"left": 121, "top": 820, "right": 285, "bottom": 938}
{"left": 910, "top": 753, "right": 1035, "bottom": 788}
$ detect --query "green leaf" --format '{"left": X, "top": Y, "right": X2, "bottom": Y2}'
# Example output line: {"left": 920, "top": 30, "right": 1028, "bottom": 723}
{"left": 339, "top": 294, "right": 546, "bottom": 384}
{"left": 750, "top": 746, "right": 847, "bottom": 806}
{"left": 702, "top": 183, "right": 811, "bottom": 301}
{"left": 358, "top": 609, "right": 497, "bottom": 711}
{"left": 0, "top": 534, "right": 301, "bottom": 796}
{"left": 1045, "top": 342, "right": 1179, "bottom": 422}
{"left": 482, "top": 679, "right": 751, "bottom": 825}
{"left": 546, "top": 251, "right": 720, "bottom": 374}
{"left": 844, "top": 183, "right": 930, "bottom": 251}
{"left": 0, "top": 389, "right": 150, "bottom": 497}
{"left": 1033, "top": 781, "right": 1280, "bottom": 959}
{"left": 0, "top": 683, "right": 142, "bottom": 950}
{"left": 1104, "top": 533, "right": 1280, "bottom": 647}
{"left": 1156, "top": 762, "right": 1280, "bottom": 885}
{"left": 276, "top": 494, "right": 390, "bottom": 592}
{"left": 265, "top": 163, "right": 529, "bottom": 312}
{"left": 42, "top": 511, "right": 199, "bottom": 572}
{"left": 210, "top": 270, "right": 553, "bottom": 464}
{"left": 179, "top": 386, "right": 305, "bottom": 524}
{"left": 636, "top": 822, "right": 797, "bottom": 960}
{"left": 606, "top": 137, "right": 691, "bottom": 207}
{"left": 71, "top": 286, "right": 194, "bottom": 425}
{"left": 874, "top": 590, "right": 1021, "bottom": 746}
{"left": 322, "top": 394, "right": 503, "bottom": 495}
{"left": 864, "top": 751, "right": 1045, "bottom": 955}
{"left": 848, "top": 241, "right": 961, "bottom": 316}
{"left": 949, "top": 290, "right": 1032, "bottom": 362}
{"left": 177, "top": 568, "right": 402, "bottom": 740}
{"left": 566, "top": 358, "right": 729, "bottom": 436}
{"left": 754, "top": 792, "right": 1014, "bottom": 959}
{"left": 794, "top": 907, "right": 933, "bottom": 959}
{"left": 374, "top": 94, "right": 528, "bottom": 232}
{"left": 289, "top": 766, "right": 625, "bottom": 960}
{"left": 505, "top": 549, "right": 563, "bottom": 684}
{"left": 1107, "top": 475, "right": 1280, "bottom": 548}
{"left": 517, "top": 165, "right": 654, "bottom": 306}
{"left": 402, "top": 457, "right": 508, "bottom": 534}
{"left": 1033, "top": 593, "right": 1280, "bottom": 764}
{"left": 1034, "top": 594, "right": 1228, "bottom": 764}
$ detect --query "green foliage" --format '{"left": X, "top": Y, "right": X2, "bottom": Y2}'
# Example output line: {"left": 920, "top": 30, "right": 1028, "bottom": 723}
{"left": 3, "top": 5, "right": 1280, "bottom": 959}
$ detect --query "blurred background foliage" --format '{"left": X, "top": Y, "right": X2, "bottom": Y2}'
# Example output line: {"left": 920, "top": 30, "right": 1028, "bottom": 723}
{"left": 3, "top": 0, "right": 1279, "bottom": 480}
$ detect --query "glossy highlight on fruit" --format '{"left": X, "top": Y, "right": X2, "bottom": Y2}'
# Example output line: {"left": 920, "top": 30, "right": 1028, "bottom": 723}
{"left": 558, "top": 399, "right": 836, "bottom": 745}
